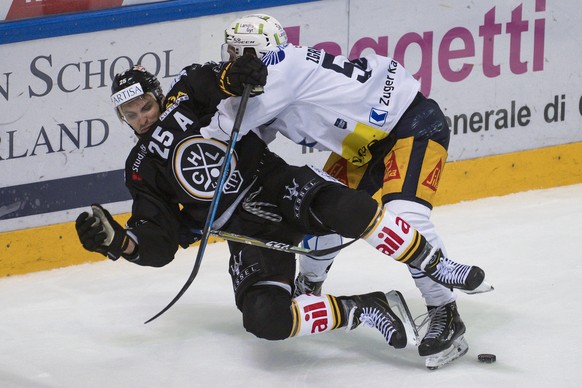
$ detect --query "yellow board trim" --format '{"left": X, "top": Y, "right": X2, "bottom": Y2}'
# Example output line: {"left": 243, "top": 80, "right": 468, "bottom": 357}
{"left": 434, "top": 141, "right": 582, "bottom": 206}
{"left": 1, "top": 141, "right": 581, "bottom": 277}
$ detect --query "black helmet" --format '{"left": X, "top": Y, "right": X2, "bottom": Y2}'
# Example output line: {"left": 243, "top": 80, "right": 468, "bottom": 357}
{"left": 111, "top": 65, "right": 164, "bottom": 120}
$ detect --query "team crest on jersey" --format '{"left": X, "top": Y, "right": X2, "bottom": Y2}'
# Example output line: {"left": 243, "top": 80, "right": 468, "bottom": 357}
{"left": 262, "top": 47, "right": 286, "bottom": 66}
{"left": 369, "top": 108, "right": 388, "bottom": 126}
{"left": 173, "top": 136, "right": 243, "bottom": 200}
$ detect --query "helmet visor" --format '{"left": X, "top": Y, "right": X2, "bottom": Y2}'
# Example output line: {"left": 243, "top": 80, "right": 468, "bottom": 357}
{"left": 221, "top": 43, "right": 238, "bottom": 61}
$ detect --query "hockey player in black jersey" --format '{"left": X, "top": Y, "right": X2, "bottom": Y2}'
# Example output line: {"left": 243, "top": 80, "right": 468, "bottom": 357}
{"left": 75, "top": 60, "right": 485, "bottom": 355}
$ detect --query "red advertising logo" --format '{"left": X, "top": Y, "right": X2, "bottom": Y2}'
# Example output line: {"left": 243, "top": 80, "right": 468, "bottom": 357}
{"left": 302, "top": 301, "right": 329, "bottom": 334}
{"left": 326, "top": 158, "right": 348, "bottom": 186}
{"left": 422, "top": 158, "right": 443, "bottom": 192}
{"left": 383, "top": 151, "right": 401, "bottom": 182}
{"left": 375, "top": 217, "right": 411, "bottom": 256}
{"left": 6, "top": 0, "right": 124, "bottom": 21}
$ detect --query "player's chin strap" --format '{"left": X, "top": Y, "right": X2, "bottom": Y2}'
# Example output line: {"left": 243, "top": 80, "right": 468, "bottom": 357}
{"left": 145, "top": 84, "right": 253, "bottom": 324}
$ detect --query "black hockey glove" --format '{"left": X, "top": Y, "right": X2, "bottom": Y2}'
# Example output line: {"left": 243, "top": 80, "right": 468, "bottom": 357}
{"left": 75, "top": 204, "right": 134, "bottom": 261}
{"left": 178, "top": 210, "right": 202, "bottom": 249}
{"left": 218, "top": 54, "right": 267, "bottom": 97}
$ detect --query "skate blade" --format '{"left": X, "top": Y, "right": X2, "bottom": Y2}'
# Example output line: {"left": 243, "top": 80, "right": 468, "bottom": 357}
{"left": 463, "top": 280, "right": 494, "bottom": 295}
{"left": 425, "top": 336, "right": 469, "bottom": 370}
{"left": 385, "top": 290, "right": 419, "bottom": 348}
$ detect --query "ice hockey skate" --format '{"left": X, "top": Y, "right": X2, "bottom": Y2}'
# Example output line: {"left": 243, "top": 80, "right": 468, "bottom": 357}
{"left": 417, "top": 301, "right": 469, "bottom": 369}
{"left": 419, "top": 249, "right": 493, "bottom": 294}
{"left": 341, "top": 291, "right": 408, "bottom": 349}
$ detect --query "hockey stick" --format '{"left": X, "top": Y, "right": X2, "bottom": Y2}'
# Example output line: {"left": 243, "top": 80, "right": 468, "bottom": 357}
{"left": 202, "top": 201, "right": 387, "bottom": 257}
{"left": 208, "top": 230, "right": 358, "bottom": 257}
{"left": 145, "top": 84, "right": 253, "bottom": 324}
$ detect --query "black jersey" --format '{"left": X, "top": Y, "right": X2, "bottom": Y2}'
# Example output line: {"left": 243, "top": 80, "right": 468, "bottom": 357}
{"left": 123, "top": 62, "right": 269, "bottom": 267}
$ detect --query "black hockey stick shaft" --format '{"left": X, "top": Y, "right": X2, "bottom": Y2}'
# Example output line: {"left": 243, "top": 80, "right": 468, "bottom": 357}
{"left": 145, "top": 84, "right": 253, "bottom": 324}
{"left": 209, "top": 230, "right": 358, "bottom": 257}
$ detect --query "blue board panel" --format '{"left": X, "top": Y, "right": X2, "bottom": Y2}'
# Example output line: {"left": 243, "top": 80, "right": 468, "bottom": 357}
{"left": 0, "top": 170, "right": 130, "bottom": 220}
{"left": 0, "top": 0, "right": 318, "bottom": 45}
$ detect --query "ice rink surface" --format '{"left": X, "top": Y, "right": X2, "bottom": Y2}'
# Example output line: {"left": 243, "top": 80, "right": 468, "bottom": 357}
{"left": 2, "top": 184, "right": 581, "bottom": 387}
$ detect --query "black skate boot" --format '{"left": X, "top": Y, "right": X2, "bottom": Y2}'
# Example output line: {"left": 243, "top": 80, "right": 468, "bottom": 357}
{"left": 339, "top": 292, "right": 407, "bottom": 349}
{"left": 418, "top": 301, "right": 469, "bottom": 369}
{"left": 421, "top": 249, "right": 490, "bottom": 293}
{"left": 293, "top": 272, "right": 324, "bottom": 297}
{"left": 418, "top": 301, "right": 466, "bottom": 356}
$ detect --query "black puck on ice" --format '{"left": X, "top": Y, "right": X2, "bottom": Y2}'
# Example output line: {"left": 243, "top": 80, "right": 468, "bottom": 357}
{"left": 478, "top": 353, "right": 496, "bottom": 363}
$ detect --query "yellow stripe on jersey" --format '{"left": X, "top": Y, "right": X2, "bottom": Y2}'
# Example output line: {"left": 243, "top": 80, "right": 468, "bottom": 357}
{"left": 341, "top": 122, "right": 389, "bottom": 166}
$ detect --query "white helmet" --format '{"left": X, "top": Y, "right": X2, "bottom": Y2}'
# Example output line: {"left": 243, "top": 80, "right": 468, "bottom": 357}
{"left": 221, "top": 14, "right": 288, "bottom": 61}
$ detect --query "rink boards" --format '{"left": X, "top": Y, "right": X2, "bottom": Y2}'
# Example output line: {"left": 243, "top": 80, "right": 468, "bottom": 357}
{"left": 2, "top": 141, "right": 581, "bottom": 277}
{"left": 1, "top": 0, "right": 581, "bottom": 276}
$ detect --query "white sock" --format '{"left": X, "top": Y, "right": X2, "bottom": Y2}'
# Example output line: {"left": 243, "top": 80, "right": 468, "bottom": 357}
{"left": 386, "top": 200, "right": 455, "bottom": 307}
{"left": 297, "top": 234, "right": 342, "bottom": 281}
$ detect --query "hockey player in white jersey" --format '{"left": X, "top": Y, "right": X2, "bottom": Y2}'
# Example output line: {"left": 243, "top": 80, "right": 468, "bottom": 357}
{"left": 202, "top": 14, "right": 493, "bottom": 369}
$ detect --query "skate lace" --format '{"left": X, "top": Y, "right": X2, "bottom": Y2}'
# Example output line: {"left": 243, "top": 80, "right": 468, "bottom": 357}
{"left": 359, "top": 307, "right": 396, "bottom": 343}
{"left": 415, "top": 306, "right": 447, "bottom": 340}
{"left": 433, "top": 257, "right": 471, "bottom": 286}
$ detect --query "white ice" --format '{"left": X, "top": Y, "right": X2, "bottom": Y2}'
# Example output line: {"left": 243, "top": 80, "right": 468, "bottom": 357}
{"left": 1, "top": 184, "right": 581, "bottom": 387}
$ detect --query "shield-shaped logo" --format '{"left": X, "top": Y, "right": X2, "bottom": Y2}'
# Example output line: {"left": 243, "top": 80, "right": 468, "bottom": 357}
{"left": 369, "top": 108, "right": 388, "bottom": 126}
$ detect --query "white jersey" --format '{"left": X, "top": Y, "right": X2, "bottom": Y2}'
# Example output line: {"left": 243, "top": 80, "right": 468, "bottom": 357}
{"left": 202, "top": 44, "right": 420, "bottom": 166}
